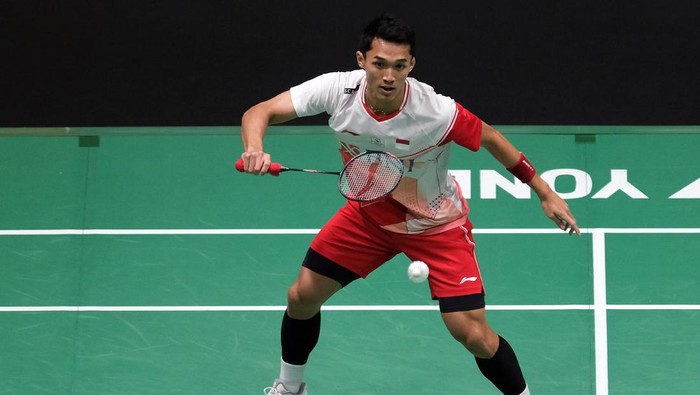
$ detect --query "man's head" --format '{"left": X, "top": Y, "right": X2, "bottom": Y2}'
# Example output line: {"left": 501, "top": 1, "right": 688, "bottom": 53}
{"left": 356, "top": 14, "right": 416, "bottom": 112}
{"left": 357, "top": 14, "right": 416, "bottom": 57}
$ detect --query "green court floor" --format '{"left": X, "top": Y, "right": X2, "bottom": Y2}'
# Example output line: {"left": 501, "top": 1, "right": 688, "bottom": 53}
{"left": 0, "top": 127, "right": 698, "bottom": 394}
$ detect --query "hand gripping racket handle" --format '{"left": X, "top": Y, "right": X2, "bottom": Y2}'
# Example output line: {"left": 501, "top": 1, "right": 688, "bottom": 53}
{"left": 235, "top": 159, "right": 282, "bottom": 176}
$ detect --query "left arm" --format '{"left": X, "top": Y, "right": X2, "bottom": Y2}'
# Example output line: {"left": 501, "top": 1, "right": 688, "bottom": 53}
{"left": 480, "top": 122, "right": 580, "bottom": 235}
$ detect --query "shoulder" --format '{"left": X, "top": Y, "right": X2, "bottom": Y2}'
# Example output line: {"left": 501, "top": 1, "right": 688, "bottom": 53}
{"left": 290, "top": 70, "right": 365, "bottom": 117}
{"left": 405, "top": 78, "right": 455, "bottom": 116}
{"left": 340, "top": 69, "right": 365, "bottom": 85}
{"left": 290, "top": 70, "right": 364, "bottom": 101}
{"left": 295, "top": 70, "right": 363, "bottom": 89}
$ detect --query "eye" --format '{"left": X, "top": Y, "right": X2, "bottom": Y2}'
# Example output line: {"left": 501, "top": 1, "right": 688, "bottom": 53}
{"left": 373, "top": 61, "right": 386, "bottom": 69}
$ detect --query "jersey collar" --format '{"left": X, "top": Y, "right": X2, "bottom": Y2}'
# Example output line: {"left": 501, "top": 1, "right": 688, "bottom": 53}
{"left": 360, "top": 77, "right": 411, "bottom": 122}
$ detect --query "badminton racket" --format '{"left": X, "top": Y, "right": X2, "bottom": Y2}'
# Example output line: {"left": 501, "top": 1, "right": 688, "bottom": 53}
{"left": 235, "top": 151, "right": 404, "bottom": 202}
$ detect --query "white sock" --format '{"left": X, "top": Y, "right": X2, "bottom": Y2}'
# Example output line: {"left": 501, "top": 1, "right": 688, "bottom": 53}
{"left": 279, "top": 358, "right": 305, "bottom": 392}
{"left": 520, "top": 384, "right": 530, "bottom": 395}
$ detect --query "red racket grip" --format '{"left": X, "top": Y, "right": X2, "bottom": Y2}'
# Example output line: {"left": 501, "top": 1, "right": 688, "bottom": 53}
{"left": 234, "top": 159, "right": 281, "bottom": 176}
{"left": 268, "top": 163, "right": 281, "bottom": 176}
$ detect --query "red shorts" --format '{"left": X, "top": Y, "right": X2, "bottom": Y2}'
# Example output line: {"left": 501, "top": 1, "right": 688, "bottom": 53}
{"left": 310, "top": 202, "right": 484, "bottom": 299}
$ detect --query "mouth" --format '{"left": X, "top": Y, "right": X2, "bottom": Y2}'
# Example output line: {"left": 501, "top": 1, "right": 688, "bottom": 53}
{"left": 379, "top": 86, "right": 395, "bottom": 94}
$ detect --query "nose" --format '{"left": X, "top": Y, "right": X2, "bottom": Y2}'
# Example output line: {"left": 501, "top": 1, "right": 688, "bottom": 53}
{"left": 383, "top": 69, "right": 396, "bottom": 84}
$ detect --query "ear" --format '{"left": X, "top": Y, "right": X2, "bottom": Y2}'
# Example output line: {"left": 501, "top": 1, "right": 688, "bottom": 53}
{"left": 356, "top": 51, "right": 365, "bottom": 69}
{"left": 409, "top": 56, "right": 416, "bottom": 72}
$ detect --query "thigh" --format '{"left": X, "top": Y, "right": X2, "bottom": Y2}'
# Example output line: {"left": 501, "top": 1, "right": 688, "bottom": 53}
{"left": 441, "top": 307, "right": 489, "bottom": 335}
{"left": 310, "top": 203, "right": 399, "bottom": 278}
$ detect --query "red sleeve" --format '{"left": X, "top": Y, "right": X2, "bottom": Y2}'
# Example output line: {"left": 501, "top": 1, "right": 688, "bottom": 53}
{"left": 439, "top": 103, "right": 482, "bottom": 151}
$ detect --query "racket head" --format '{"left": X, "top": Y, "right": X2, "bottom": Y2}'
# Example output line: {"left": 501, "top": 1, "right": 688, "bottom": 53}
{"left": 338, "top": 151, "right": 404, "bottom": 202}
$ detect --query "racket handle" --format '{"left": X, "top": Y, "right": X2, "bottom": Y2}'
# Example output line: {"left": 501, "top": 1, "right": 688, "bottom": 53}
{"left": 234, "top": 159, "right": 281, "bottom": 176}
{"left": 269, "top": 163, "right": 282, "bottom": 176}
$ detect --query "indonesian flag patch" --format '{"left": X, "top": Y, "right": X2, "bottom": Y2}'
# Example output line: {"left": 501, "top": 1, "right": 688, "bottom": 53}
{"left": 395, "top": 138, "right": 411, "bottom": 147}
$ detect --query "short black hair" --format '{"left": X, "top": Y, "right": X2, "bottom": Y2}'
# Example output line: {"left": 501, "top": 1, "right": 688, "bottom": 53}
{"left": 357, "top": 14, "right": 416, "bottom": 56}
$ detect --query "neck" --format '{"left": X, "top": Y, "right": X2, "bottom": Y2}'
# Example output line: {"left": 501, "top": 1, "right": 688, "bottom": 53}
{"left": 366, "top": 101, "right": 396, "bottom": 116}
{"left": 364, "top": 79, "right": 407, "bottom": 116}
{"left": 365, "top": 90, "right": 403, "bottom": 116}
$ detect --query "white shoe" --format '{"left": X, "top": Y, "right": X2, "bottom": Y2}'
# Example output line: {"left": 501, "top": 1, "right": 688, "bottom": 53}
{"left": 263, "top": 379, "right": 307, "bottom": 395}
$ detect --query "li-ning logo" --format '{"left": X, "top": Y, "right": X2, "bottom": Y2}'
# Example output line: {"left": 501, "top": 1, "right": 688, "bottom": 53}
{"left": 344, "top": 84, "right": 360, "bottom": 94}
{"left": 460, "top": 277, "right": 478, "bottom": 285}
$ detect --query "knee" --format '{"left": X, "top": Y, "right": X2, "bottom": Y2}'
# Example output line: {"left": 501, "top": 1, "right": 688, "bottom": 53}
{"left": 450, "top": 326, "right": 485, "bottom": 350}
{"left": 287, "top": 282, "right": 320, "bottom": 309}
{"left": 287, "top": 282, "right": 304, "bottom": 306}
{"left": 286, "top": 282, "right": 324, "bottom": 320}
{"left": 442, "top": 310, "right": 499, "bottom": 357}
{"left": 286, "top": 268, "right": 342, "bottom": 319}
{"left": 448, "top": 324, "right": 498, "bottom": 358}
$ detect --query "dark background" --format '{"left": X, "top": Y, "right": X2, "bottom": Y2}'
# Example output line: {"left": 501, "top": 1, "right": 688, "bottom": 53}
{"left": 1, "top": 0, "right": 698, "bottom": 127}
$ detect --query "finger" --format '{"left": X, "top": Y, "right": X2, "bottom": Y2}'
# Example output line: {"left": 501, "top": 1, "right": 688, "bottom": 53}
{"left": 256, "top": 154, "right": 272, "bottom": 175}
{"left": 240, "top": 152, "right": 256, "bottom": 173}
{"left": 553, "top": 215, "right": 568, "bottom": 231}
{"left": 258, "top": 159, "right": 271, "bottom": 175}
{"left": 569, "top": 221, "right": 581, "bottom": 236}
{"left": 562, "top": 212, "right": 581, "bottom": 236}
{"left": 241, "top": 151, "right": 267, "bottom": 175}
{"left": 557, "top": 213, "right": 581, "bottom": 236}
{"left": 250, "top": 155, "right": 262, "bottom": 175}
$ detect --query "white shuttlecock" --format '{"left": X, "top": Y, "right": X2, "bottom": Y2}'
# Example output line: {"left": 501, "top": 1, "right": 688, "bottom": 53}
{"left": 407, "top": 260, "right": 429, "bottom": 283}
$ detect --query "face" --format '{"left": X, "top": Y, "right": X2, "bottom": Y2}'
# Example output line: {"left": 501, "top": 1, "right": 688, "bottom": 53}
{"left": 356, "top": 38, "right": 415, "bottom": 109}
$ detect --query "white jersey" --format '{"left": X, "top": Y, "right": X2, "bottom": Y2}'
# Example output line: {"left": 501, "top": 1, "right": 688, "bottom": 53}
{"left": 290, "top": 69, "right": 482, "bottom": 234}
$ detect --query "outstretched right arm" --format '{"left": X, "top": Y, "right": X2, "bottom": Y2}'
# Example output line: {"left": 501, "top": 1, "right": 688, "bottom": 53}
{"left": 240, "top": 90, "right": 298, "bottom": 175}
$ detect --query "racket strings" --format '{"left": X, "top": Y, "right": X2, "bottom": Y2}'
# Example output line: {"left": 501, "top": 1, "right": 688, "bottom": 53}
{"left": 339, "top": 152, "right": 403, "bottom": 201}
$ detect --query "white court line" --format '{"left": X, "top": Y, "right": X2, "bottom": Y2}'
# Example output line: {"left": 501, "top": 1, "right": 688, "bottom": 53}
{"left": 0, "top": 305, "right": 560, "bottom": 312}
{"left": 607, "top": 304, "right": 700, "bottom": 310}
{"left": 0, "top": 228, "right": 699, "bottom": 236}
{"left": 592, "top": 230, "right": 609, "bottom": 395}
{"left": 2, "top": 304, "right": 699, "bottom": 313}
{"left": 0, "top": 229, "right": 322, "bottom": 236}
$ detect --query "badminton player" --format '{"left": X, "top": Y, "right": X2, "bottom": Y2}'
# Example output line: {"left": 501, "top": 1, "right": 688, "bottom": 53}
{"left": 239, "top": 13, "right": 580, "bottom": 395}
